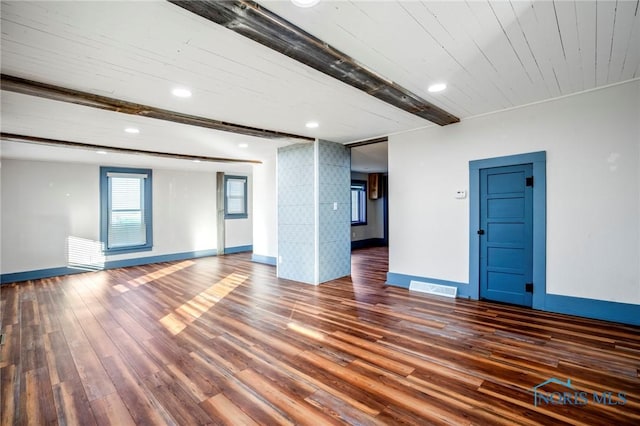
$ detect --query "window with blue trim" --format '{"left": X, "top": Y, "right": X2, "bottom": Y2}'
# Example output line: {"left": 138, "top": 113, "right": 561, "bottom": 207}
{"left": 224, "top": 175, "right": 248, "bottom": 219}
{"left": 100, "top": 167, "right": 153, "bottom": 254}
{"left": 351, "top": 180, "right": 367, "bottom": 225}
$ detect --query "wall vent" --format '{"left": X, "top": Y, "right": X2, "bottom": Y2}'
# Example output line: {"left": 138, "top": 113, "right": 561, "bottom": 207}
{"left": 409, "top": 280, "right": 457, "bottom": 298}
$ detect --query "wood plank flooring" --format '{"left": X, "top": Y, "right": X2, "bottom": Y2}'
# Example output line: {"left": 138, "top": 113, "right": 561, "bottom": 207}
{"left": 1, "top": 247, "right": 639, "bottom": 425}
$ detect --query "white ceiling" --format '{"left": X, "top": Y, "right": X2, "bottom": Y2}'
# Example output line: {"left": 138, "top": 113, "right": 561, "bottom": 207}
{"left": 1, "top": 0, "right": 639, "bottom": 171}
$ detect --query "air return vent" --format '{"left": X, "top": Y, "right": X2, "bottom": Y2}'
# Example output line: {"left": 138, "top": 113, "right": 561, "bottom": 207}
{"left": 409, "top": 280, "right": 457, "bottom": 298}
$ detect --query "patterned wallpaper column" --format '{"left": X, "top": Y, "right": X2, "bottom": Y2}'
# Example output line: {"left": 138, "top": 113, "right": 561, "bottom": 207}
{"left": 277, "top": 140, "right": 350, "bottom": 285}
{"left": 317, "top": 140, "right": 351, "bottom": 283}
{"left": 277, "top": 143, "right": 315, "bottom": 284}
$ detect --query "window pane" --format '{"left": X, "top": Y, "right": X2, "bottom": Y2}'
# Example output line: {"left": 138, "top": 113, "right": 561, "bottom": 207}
{"left": 109, "top": 211, "right": 146, "bottom": 248}
{"left": 351, "top": 181, "right": 366, "bottom": 224}
{"left": 227, "top": 197, "right": 245, "bottom": 214}
{"left": 227, "top": 179, "right": 245, "bottom": 197}
{"left": 225, "top": 176, "right": 247, "bottom": 219}
{"left": 351, "top": 190, "right": 359, "bottom": 221}
{"left": 111, "top": 178, "right": 141, "bottom": 210}
{"left": 101, "top": 167, "right": 152, "bottom": 254}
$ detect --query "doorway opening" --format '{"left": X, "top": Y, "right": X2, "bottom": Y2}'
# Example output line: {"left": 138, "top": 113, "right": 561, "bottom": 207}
{"left": 349, "top": 140, "right": 388, "bottom": 251}
{"left": 469, "top": 151, "right": 546, "bottom": 309}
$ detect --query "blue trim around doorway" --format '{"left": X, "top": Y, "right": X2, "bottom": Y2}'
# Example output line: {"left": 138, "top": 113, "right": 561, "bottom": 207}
{"left": 469, "top": 151, "right": 547, "bottom": 307}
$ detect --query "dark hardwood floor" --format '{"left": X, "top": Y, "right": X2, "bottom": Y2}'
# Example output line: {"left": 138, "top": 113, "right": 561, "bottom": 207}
{"left": 1, "top": 246, "right": 639, "bottom": 425}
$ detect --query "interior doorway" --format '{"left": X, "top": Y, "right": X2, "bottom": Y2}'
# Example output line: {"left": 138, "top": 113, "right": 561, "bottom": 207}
{"left": 349, "top": 140, "right": 388, "bottom": 250}
{"left": 469, "top": 151, "right": 546, "bottom": 308}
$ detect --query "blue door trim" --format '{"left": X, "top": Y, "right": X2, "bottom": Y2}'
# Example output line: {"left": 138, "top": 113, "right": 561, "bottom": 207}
{"left": 469, "top": 151, "right": 546, "bottom": 309}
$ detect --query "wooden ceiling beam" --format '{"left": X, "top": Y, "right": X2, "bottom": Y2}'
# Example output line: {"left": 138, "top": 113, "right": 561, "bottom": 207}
{"left": 169, "top": 0, "right": 460, "bottom": 126}
{"left": 0, "top": 133, "right": 263, "bottom": 164}
{"left": 0, "top": 74, "right": 313, "bottom": 142}
{"left": 345, "top": 136, "right": 388, "bottom": 148}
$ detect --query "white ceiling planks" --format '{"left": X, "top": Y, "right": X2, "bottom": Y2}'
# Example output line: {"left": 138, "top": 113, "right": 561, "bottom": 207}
{"left": 595, "top": 0, "right": 620, "bottom": 86}
{"left": 575, "top": 1, "right": 599, "bottom": 89}
{"left": 263, "top": 1, "right": 469, "bottom": 116}
{"left": 553, "top": 0, "right": 585, "bottom": 93}
{"left": 463, "top": 1, "right": 524, "bottom": 107}
{"left": 528, "top": 1, "right": 572, "bottom": 95}
{"left": 419, "top": 1, "right": 511, "bottom": 115}
{"left": 393, "top": 1, "right": 478, "bottom": 116}
{"left": 1, "top": 1, "right": 428, "bottom": 144}
{"left": 608, "top": 0, "right": 640, "bottom": 82}
{"left": 1, "top": 91, "right": 284, "bottom": 158}
{"left": 1, "top": 0, "right": 639, "bottom": 170}
{"left": 492, "top": 1, "right": 556, "bottom": 96}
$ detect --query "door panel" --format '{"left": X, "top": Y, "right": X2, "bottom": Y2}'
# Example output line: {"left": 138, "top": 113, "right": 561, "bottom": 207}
{"left": 487, "top": 247, "right": 524, "bottom": 269}
{"left": 480, "top": 164, "right": 533, "bottom": 307}
{"left": 487, "top": 198, "right": 524, "bottom": 217}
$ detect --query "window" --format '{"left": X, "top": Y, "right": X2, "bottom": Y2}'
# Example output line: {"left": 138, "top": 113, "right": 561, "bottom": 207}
{"left": 100, "top": 167, "right": 152, "bottom": 254}
{"left": 225, "top": 175, "right": 248, "bottom": 219}
{"left": 351, "top": 180, "right": 367, "bottom": 225}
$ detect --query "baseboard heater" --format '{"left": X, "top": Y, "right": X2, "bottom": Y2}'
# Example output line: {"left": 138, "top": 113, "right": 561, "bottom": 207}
{"left": 409, "top": 280, "right": 457, "bottom": 298}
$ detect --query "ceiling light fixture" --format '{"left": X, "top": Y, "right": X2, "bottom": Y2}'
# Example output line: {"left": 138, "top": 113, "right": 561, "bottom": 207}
{"left": 96, "top": 150, "right": 107, "bottom": 155}
{"left": 124, "top": 127, "right": 140, "bottom": 134}
{"left": 238, "top": 143, "right": 249, "bottom": 148}
{"left": 172, "top": 87, "right": 192, "bottom": 98}
{"left": 305, "top": 121, "right": 319, "bottom": 129}
{"left": 291, "top": 0, "right": 320, "bottom": 8}
{"left": 192, "top": 159, "right": 201, "bottom": 163}
{"left": 428, "top": 83, "right": 447, "bottom": 93}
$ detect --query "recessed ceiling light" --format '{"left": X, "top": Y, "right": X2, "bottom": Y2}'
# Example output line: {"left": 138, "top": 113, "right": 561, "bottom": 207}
{"left": 291, "top": 0, "right": 320, "bottom": 7}
{"left": 238, "top": 143, "right": 249, "bottom": 148}
{"left": 428, "top": 83, "right": 447, "bottom": 93}
{"left": 305, "top": 121, "right": 319, "bottom": 129}
{"left": 96, "top": 150, "right": 107, "bottom": 155}
{"left": 124, "top": 127, "right": 140, "bottom": 134}
{"left": 172, "top": 87, "right": 192, "bottom": 98}
{"left": 192, "top": 159, "right": 201, "bottom": 163}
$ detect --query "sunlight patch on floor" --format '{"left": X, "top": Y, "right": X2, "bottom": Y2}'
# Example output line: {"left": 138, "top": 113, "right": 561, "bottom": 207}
{"left": 287, "top": 322, "right": 325, "bottom": 341}
{"left": 160, "top": 272, "right": 248, "bottom": 335}
{"left": 127, "top": 260, "right": 195, "bottom": 287}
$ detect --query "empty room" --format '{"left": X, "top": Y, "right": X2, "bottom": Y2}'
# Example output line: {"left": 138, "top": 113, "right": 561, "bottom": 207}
{"left": 1, "top": 0, "right": 639, "bottom": 425}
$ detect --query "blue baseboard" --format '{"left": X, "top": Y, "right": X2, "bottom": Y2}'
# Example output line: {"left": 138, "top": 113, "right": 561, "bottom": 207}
{"left": 543, "top": 294, "right": 640, "bottom": 326}
{"left": 1, "top": 267, "right": 91, "bottom": 284}
{"left": 224, "top": 245, "right": 253, "bottom": 254}
{"left": 251, "top": 254, "right": 277, "bottom": 266}
{"left": 0, "top": 246, "right": 260, "bottom": 284}
{"left": 386, "top": 272, "right": 471, "bottom": 297}
{"left": 386, "top": 271, "right": 640, "bottom": 326}
{"left": 1, "top": 248, "right": 219, "bottom": 284}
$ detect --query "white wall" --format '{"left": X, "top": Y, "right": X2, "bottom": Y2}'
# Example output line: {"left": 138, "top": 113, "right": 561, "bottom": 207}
{"left": 1, "top": 159, "right": 254, "bottom": 274}
{"left": 2, "top": 160, "right": 99, "bottom": 272}
{"left": 389, "top": 80, "right": 640, "bottom": 304}
{"left": 252, "top": 154, "right": 278, "bottom": 260}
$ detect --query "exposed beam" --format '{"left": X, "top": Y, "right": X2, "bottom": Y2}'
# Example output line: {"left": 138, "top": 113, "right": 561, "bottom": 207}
{"left": 169, "top": 0, "right": 460, "bottom": 126}
{"left": 0, "top": 74, "right": 313, "bottom": 142}
{"left": 0, "top": 133, "right": 263, "bottom": 164}
{"left": 345, "top": 136, "right": 388, "bottom": 149}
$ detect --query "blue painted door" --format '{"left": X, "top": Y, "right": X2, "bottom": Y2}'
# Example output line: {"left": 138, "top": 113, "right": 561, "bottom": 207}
{"left": 479, "top": 164, "right": 533, "bottom": 307}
